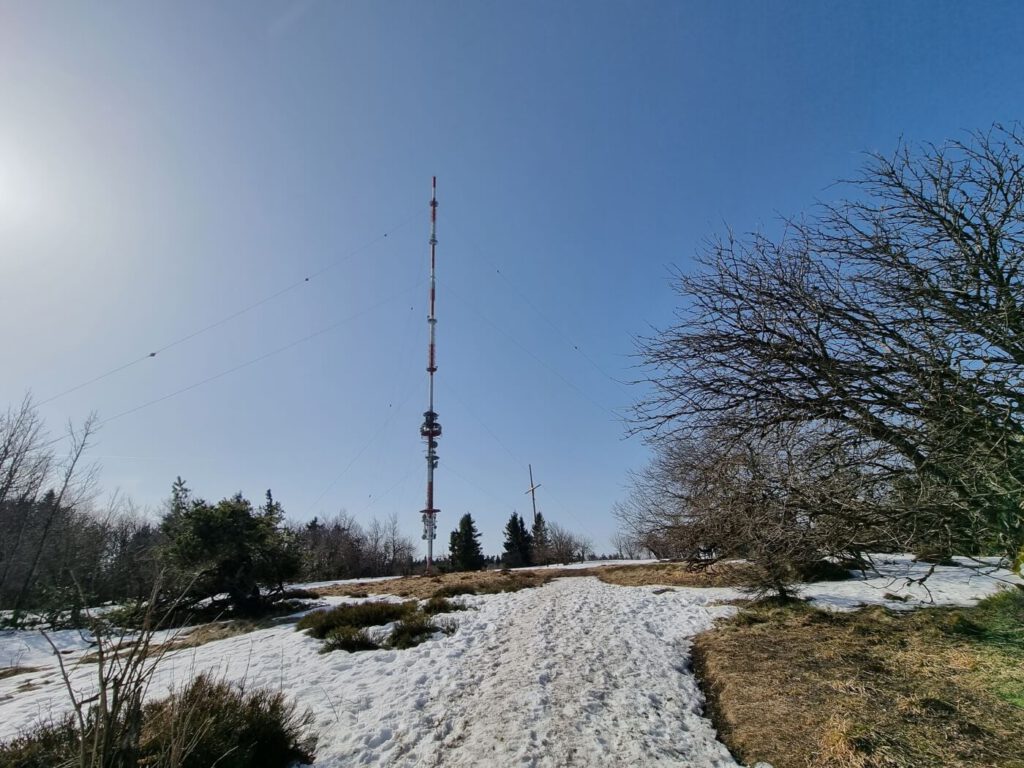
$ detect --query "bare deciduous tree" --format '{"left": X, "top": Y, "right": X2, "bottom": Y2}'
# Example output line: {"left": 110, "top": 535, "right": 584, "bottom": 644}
{"left": 546, "top": 522, "right": 592, "bottom": 564}
{"left": 0, "top": 396, "right": 100, "bottom": 620}
{"left": 289, "top": 511, "right": 416, "bottom": 580}
{"left": 634, "top": 125, "right": 1024, "bottom": 567}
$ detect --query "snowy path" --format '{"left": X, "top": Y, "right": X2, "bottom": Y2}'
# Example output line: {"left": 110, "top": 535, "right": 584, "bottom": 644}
{"left": 420, "top": 578, "right": 738, "bottom": 767}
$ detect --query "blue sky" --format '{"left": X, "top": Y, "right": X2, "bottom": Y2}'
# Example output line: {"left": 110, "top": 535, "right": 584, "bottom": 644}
{"left": 2, "top": 1, "right": 1023, "bottom": 554}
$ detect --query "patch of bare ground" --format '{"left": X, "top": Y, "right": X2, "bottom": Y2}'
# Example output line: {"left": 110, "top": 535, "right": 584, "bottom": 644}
{"left": 79, "top": 618, "right": 285, "bottom": 663}
{"left": 316, "top": 569, "right": 557, "bottom": 599}
{"left": 316, "top": 561, "right": 757, "bottom": 599}
{"left": 692, "top": 589, "right": 1024, "bottom": 768}
{"left": 0, "top": 666, "right": 40, "bottom": 680}
{"left": 14, "top": 679, "right": 42, "bottom": 693}
{"left": 592, "top": 561, "right": 756, "bottom": 588}
{"left": 171, "top": 618, "right": 283, "bottom": 648}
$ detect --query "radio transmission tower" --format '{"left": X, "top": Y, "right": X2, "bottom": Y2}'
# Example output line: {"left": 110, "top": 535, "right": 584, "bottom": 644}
{"left": 419, "top": 177, "right": 442, "bottom": 570}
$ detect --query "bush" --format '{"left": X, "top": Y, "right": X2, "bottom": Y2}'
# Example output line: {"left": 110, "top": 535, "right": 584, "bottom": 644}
{"left": 141, "top": 674, "right": 315, "bottom": 768}
{"left": 913, "top": 552, "right": 959, "bottom": 567}
{"left": 297, "top": 599, "right": 463, "bottom": 653}
{"left": 434, "top": 616, "right": 459, "bottom": 637}
{"left": 106, "top": 595, "right": 317, "bottom": 632}
{"left": 797, "top": 559, "right": 853, "bottom": 583}
{"left": 321, "top": 626, "right": 380, "bottom": 654}
{"left": 296, "top": 600, "right": 416, "bottom": 638}
{"left": 160, "top": 484, "right": 301, "bottom": 615}
{"left": 0, "top": 675, "right": 316, "bottom": 768}
{"left": 387, "top": 613, "right": 442, "bottom": 650}
{"left": 421, "top": 596, "right": 467, "bottom": 616}
{"left": 0, "top": 716, "right": 79, "bottom": 768}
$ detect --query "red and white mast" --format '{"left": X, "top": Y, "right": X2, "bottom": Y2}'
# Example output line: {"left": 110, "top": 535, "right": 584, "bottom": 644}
{"left": 419, "top": 177, "right": 441, "bottom": 569}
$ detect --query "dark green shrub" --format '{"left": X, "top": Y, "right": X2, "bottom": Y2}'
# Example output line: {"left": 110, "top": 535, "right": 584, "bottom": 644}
{"left": 321, "top": 626, "right": 380, "bottom": 654}
{"left": 161, "top": 483, "right": 301, "bottom": 615}
{"left": 107, "top": 595, "right": 316, "bottom": 631}
{"left": 434, "top": 617, "right": 458, "bottom": 636}
{"left": 387, "top": 613, "right": 442, "bottom": 649}
{"left": 0, "top": 716, "right": 78, "bottom": 768}
{"left": 279, "top": 588, "right": 321, "bottom": 600}
{"left": 798, "top": 559, "right": 853, "bottom": 582}
{"left": 421, "top": 596, "right": 468, "bottom": 616}
{"left": 0, "top": 675, "right": 316, "bottom": 768}
{"left": 141, "top": 674, "right": 316, "bottom": 768}
{"left": 448, "top": 513, "right": 485, "bottom": 571}
{"left": 295, "top": 600, "right": 416, "bottom": 639}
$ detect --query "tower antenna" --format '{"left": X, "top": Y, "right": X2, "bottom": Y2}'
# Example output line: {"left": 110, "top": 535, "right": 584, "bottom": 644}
{"left": 419, "top": 177, "right": 441, "bottom": 570}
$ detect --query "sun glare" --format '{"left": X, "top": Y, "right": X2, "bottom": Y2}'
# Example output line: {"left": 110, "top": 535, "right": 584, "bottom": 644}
{"left": 0, "top": 138, "right": 41, "bottom": 231}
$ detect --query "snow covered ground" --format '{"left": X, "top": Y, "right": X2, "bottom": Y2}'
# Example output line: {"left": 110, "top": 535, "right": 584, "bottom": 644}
{"left": 0, "top": 557, "right": 1019, "bottom": 767}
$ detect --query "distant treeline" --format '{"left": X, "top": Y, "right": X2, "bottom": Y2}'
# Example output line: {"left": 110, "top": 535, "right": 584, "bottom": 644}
{"left": 0, "top": 398, "right": 412, "bottom": 622}
{"left": 0, "top": 396, "right": 604, "bottom": 624}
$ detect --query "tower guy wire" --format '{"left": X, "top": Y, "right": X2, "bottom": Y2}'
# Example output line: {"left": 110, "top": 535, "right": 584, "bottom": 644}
{"left": 35, "top": 213, "right": 417, "bottom": 408}
{"left": 36, "top": 279, "right": 424, "bottom": 452}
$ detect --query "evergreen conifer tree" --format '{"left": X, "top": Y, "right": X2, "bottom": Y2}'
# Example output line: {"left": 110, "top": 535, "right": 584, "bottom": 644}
{"left": 169, "top": 476, "right": 191, "bottom": 518}
{"left": 501, "top": 512, "right": 533, "bottom": 568}
{"left": 448, "top": 513, "right": 484, "bottom": 571}
{"left": 531, "top": 511, "right": 550, "bottom": 566}
{"left": 160, "top": 483, "right": 300, "bottom": 614}
{"left": 447, "top": 528, "right": 459, "bottom": 571}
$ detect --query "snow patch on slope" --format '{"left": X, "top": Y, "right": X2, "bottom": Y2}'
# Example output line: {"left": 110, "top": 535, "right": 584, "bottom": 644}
{"left": 1, "top": 558, "right": 1020, "bottom": 766}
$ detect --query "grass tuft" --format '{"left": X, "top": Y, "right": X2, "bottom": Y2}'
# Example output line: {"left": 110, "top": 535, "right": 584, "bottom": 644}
{"left": 595, "top": 561, "right": 758, "bottom": 588}
{"left": 0, "top": 674, "right": 316, "bottom": 768}
{"left": 0, "top": 666, "right": 40, "bottom": 680}
{"left": 421, "top": 596, "right": 468, "bottom": 615}
{"left": 387, "top": 613, "right": 442, "bottom": 650}
{"left": 296, "top": 601, "right": 416, "bottom": 639}
{"left": 0, "top": 717, "right": 79, "bottom": 768}
{"left": 278, "top": 588, "right": 321, "bottom": 600}
{"left": 320, "top": 626, "right": 379, "bottom": 654}
{"left": 141, "top": 673, "right": 316, "bottom": 767}
{"left": 296, "top": 598, "right": 463, "bottom": 653}
{"left": 434, "top": 617, "right": 458, "bottom": 636}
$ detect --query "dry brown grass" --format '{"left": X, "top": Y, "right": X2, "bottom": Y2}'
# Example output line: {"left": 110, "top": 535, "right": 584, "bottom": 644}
{"left": 316, "top": 569, "right": 557, "bottom": 599}
{"left": 692, "top": 594, "right": 1024, "bottom": 768}
{"left": 0, "top": 666, "right": 40, "bottom": 680}
{"left": 176, "top": 618, "right": 279, "bottom": 647}
{"left": 316, "top": 561, "right": 756, "bottom": 599}
{"left": 79, "top": 618, "right": 281, "bottom": 664}
{"left": 592, "top": 561, "right": 756, "bottom": 588}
